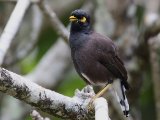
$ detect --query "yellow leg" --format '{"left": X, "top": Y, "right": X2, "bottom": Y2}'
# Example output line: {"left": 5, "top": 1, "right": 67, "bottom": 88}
{"left": 88, "top": 84, "right": 111, "bottom": 109}
{"left": 92, "top": 84, "right": 111, "bottom": 101}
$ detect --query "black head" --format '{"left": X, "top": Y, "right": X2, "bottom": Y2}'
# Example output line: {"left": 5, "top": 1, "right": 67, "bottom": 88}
{"left": 69, "top": 9, "right": 91, "bottom": 32}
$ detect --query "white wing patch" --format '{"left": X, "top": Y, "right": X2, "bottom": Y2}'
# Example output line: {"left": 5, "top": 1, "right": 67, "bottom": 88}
{"left": 81, "top": 73, "right": 95, "bottom": 85}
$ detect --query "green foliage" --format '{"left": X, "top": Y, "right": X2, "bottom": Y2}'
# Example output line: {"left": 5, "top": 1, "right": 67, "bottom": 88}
{"left": 57, "top": 73, "right": 86, "bottom": 97}
{"left": 20, "top": 24, "right": 58, "bottom": 74}
{"left": 20, "top": 53, "right": 37, "bottom": 74}
{"left": 25, "top": 116, "right": 32, "bottom": 120}
{"left": 135, "top": 5, "right": 145, "bottom": 27}
{"left": 140, "top": 69, "right": 156, "bottom": 120}
{"left": 36, "top": 25, "right": 58, "bottom": 61}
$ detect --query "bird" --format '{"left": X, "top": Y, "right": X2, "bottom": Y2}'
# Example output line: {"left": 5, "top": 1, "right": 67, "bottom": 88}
{"left": 69, "top": 9, "right": 130, "bottom": 117}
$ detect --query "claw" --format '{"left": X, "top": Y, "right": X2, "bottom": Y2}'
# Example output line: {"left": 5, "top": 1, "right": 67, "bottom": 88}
{"left": 87, "top": 84, "right": 111, "bottom": 111}
{"left": 87, "top": 100, "right": 94, "bottom": 111}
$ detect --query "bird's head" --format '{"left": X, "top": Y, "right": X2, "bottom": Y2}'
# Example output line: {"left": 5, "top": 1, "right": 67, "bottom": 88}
{"left": 69, "top": 9, "right": 91, "bottom": 32}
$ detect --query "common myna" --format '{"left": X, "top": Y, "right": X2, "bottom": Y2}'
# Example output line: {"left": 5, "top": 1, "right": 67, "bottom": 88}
{"left": 69, "top": 9, "right": 130, "bottom": 117}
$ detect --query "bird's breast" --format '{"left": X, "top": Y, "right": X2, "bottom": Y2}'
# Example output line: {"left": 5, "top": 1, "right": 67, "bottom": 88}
{"left": 72, "top": 49, "right": 113, "bottom": 86}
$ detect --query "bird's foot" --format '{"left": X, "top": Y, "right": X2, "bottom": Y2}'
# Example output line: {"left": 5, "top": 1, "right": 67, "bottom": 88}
{"left": 87, "top": 98, "right": 95, "bottom": 111}
{"left": 87, "top": 92, "right": 101, "bottom": 110}
{"left": 87, "top": 84, "right": 112, "bottom": 110}
{"left": 74, "top": 85, "right": 95, "bottom": 100}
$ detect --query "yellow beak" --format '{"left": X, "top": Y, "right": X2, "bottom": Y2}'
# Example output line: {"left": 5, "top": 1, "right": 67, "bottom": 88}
{"left": 69, "top": 16, "right": 77, "bottom": 22}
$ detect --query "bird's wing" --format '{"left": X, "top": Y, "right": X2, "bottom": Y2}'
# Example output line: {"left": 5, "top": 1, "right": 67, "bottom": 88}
{"left": 99, "top": 51, "right": 127, "bottom": 80}
{"left": 90, "top": 33, "right": 129, "bottom": 89}
{"left": 99, "top": 51, "right": 129, "bottom": 89}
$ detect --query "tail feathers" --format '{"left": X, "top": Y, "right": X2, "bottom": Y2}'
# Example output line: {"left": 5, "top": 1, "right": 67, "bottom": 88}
{"left": 113, "top": 80, "right": 129, "bottom": 117}
{"left": 121, "top": 80, "right": 130, "bottom": 90}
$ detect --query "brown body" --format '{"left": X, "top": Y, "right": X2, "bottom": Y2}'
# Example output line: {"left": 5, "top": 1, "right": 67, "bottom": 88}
{"left": 69, "top": 9, "right": 130, "bottom": 116}
{"left": 70, "top": 31, "right": 128, "bottom": 88}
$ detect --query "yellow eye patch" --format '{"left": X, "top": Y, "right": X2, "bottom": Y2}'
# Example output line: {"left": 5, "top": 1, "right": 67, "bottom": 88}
{"left": 80, "top": 17, "right": 87, "bottom": 23}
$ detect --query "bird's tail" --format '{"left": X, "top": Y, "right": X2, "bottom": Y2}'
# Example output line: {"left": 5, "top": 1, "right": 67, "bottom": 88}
{"left": 113, "top": 80, "right": 129, "bottom": 117}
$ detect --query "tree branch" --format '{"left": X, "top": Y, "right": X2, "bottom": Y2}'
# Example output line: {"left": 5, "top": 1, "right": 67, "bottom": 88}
{"left": 94, "top": 98, "right": 111, "bottom": 120}
{"left": 4, "top": 5, "right": 43, "bottom": 66}
{"left": 148, "top": 34, "right": 160, "bottom": 120}
{"left": 0, "top": 67, "right": 97, "bottom": 119}
{"left": 0, "top": 0, "right": 30, "bottom": 65}
{"left": 38, "top": 0, "right": 69, "bottom": 42}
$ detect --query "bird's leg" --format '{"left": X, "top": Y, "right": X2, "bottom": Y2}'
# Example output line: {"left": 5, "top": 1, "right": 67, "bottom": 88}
{"left": 88, "top": 84, "right": 111, "bottom": 109}
{"left": 92, "top": 84, "right": 111, "bottom": 101}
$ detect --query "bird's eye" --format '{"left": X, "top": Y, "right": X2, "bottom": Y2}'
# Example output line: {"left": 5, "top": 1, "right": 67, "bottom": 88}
{"left": 80, "top": 17, "right": 87, "bottom": 23}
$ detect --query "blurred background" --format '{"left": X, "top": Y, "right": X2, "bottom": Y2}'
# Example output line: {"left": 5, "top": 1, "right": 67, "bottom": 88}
{"left": 0, "top": 0, "right": 160, "bottom": 120}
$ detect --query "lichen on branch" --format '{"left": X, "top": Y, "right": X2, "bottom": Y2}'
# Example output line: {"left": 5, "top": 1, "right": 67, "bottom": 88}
{"left": 0, "top": 67, "right": 96, "bottom": 119}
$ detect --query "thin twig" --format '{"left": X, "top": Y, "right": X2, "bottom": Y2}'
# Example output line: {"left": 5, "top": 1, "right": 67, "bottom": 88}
{"left": 38, "top": 0, "right": 69, "bottom": 42}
